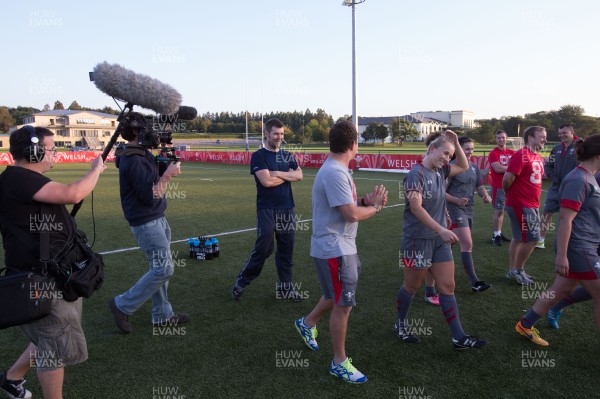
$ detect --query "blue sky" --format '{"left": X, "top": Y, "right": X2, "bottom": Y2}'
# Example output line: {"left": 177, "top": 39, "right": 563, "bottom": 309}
{"left": 2, "top": 0, "right": 599, "bottom": 121}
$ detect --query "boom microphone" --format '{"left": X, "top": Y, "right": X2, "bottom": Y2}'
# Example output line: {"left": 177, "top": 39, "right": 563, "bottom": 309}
{"left": 90, "top": 61, "right": 182, "bottom": 115}
{"left": 159, "top": 106, "right": 198, "bottom": 122}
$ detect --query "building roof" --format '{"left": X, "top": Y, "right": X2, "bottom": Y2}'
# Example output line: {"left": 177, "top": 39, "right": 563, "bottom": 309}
{"left": 421, "top": 117, "right": 447, "bottom": 124}
{"left": 30, "top": 110, "right": 117, "bottom": 118}
{"left": 358, "top": 115, "right": 446, "bottom": 125}
{"left": 358, "top": 116, "right": 398, "bottom": 125}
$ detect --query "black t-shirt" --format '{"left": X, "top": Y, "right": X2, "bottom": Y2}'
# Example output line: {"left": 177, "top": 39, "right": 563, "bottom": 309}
{"left": 250, "top": 148, "right": 298, "bottom": 210}
{"left": 0, "top": 166, "right": 70, "bottom": 273}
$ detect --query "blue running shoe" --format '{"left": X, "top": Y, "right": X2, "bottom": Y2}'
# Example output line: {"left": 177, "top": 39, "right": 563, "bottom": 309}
{"left": 546, "top": 308, "right": 563, "bottom": 330}
{"left": 231, "top": 284, "right": 244, "bottom": 301}
{"left": 329, "top": 358, "right": 367, "bottom": 384}
{"left": 294, "top": 317, "right": 318, "bottom": 350}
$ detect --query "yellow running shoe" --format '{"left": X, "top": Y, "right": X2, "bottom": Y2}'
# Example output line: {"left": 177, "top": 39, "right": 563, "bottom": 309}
{"left": 516, "top": 321, "right": 549, "bottom": 346}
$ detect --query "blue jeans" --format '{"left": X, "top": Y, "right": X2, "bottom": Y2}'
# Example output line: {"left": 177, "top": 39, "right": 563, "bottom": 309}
{"left": 115, "top": 217, "right": 174, "bottom": 323}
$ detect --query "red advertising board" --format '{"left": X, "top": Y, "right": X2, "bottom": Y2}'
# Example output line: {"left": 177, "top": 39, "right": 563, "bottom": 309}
{"left": 0, "top": 150, "right": 491, "bottom": 183}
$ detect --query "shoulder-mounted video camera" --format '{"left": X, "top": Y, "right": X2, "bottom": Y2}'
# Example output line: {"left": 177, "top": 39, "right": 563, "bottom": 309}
{"left": 122, "top": 112, "right": 180, "bottom": 176}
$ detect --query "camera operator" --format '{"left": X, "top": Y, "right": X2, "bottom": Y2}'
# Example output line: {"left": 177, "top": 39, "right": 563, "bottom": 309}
{"left": 0, "top": 126, "right": 105, "bottom": 399}
{"left": 108, "top": 112, "right": 189, "bottom": 333}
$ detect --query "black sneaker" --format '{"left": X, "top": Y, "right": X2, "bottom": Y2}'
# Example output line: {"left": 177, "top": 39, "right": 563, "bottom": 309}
{"left": 276, "top": 288, "right": 304, "bottom": 302}
{"left": 108, "top": 297, "right": 133, "bottom": 334}
{"left": 452, "top": 335, "right": 488, "bottom": 350}
{"left": 232, "top": 284, "right": 244, "bottom": 301}
{"left": 471, "top": 281, "right": 491, "bottom": 293}
{"left": 492, "top": 235, "right": 502, "bottom": 246}
{"left": 501, "top": 233, "right": 511, "bottom": 242}
{"left": 0, "top": 372, "right": 32, "bottom": 399}
{"left": 394, "top": 323, "right": 421, "bottom": 343}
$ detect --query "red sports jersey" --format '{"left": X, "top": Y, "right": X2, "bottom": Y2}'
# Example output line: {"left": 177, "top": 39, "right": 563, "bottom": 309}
{"left": 505, "top": 147, "right": 544, "bottom": 208}
{"left": 488, "top": 147, "right": 515, "bottom": 188}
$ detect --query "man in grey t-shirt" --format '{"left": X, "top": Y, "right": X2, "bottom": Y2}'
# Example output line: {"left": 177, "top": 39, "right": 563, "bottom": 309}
{"left": 310, "top": 156, "right": 358, "bottom": 259}
{"left": 293, "top": 121, "right": 387, "bottom": 384}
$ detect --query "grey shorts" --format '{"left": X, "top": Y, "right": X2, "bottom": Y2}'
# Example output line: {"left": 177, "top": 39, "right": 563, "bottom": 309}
{"left": 400, "top": 235, "right": 453, "bottom": 269}
{"left": 314, "top": 255, "right": 360, "bottom": 307}
{"left": 556, "top": 241, "right": 600, "bottom": 280}
{"left": 543, "top": 187, "right": 560, "bottom": 214}
{"left": 506, "top": 206, "right": 541, "bottom": 242}
{"left": 492, "top": 187, "right": 506, "bottom": 211}
{"left": 20, "top": 297, "right": 88, "bottom": 371}
{"left": 448, "top": 205, "right": 473, "bottom": 229}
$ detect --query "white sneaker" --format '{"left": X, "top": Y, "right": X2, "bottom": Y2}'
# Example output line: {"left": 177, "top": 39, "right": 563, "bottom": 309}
{"left": 513, "top": 270, "right": 534, "bottom": 285}
{"left": 329, "top": 357, "right": 367, "bottom": 384}
{"left": 521, "top": 270, "right": 536, "bottom": 281}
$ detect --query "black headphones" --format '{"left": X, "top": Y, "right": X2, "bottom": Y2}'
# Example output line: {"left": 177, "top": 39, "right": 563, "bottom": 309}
{"left": 22, "top": 125, "right": 45, "bottom": 163}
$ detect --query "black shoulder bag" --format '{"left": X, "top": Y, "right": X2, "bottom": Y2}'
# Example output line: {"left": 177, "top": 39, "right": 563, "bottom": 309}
{"left": 0, "top": 232, "right": 53, "bottom": 329}
{"left": 45, "top": 205, "right": 105, "bottom": 302}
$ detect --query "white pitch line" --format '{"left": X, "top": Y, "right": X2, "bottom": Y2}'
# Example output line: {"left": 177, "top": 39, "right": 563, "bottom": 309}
{"left": 183, "top": 164, "right": 401, "bottom": 182}
{"left": 98, "top": 204, "right": 405, "bottom": 256}
{"left": 98, "top": 222, "right": 308, "bottom": 256}
{"left": 353, "top": 177, "right": 400, "bottom": 182}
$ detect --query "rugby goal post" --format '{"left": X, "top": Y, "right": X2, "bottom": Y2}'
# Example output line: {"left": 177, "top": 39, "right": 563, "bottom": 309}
{"left": 506, "top": 137, "right": 524, "bottom": 151}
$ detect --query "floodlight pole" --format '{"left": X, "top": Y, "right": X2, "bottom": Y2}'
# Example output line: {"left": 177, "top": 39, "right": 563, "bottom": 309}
{"left": 343, "top": 0, "right": 365, "bottom": 128}
{"left": 245, "top": 110, "right": 249, "bottom": 152}
{"left": 245, "top": 87, "right": 249, "bottom": 152}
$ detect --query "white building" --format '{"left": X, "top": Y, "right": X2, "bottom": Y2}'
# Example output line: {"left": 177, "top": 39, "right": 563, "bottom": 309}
{"left": 357, "top": 115, "right": 448, "bottom": 142}
{"left": 10, "top": 110, "right": 119, "bottom": 149}
{"left": 412, "top": 110, "right": 475, "bottom": 129}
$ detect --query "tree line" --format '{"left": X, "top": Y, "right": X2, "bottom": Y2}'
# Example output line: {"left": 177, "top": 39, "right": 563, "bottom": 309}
{"left": 469, "top": 105, "right": 600, "bottom": 143}
{"left": 0, "top": 102, "right": 337, "bottom": 143}
{"left": 185, "top": 109, "right": 336, "bottom": 143}
{"left": 2, "top": 101, "right": 599, "bottom": 145}
{"left": 362, "top": 118, "right": 420, "bottom": 145}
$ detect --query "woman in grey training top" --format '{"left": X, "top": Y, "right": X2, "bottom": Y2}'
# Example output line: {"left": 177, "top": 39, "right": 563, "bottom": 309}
{"left": 395, "top": 130, "right": 489, "bottom": 349}
{"left": 445, "top": 136, "right": 492, "bottom": 293}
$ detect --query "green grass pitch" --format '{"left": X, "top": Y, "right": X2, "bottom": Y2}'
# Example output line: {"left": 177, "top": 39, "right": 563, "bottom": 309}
{"left": 0, "top": 162, "right": 598, "bottom": 399}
